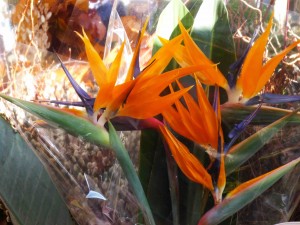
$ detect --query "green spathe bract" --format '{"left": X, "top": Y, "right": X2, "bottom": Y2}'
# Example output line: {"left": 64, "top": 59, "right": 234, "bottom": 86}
{"left": 198, "top": 157, "right": 300, "bottom": 225}
{"left": 225, "top": 108, "right": 299, "bottom": 175}
{"left": 0, "top": 93, "right": 110, "bottom": 148}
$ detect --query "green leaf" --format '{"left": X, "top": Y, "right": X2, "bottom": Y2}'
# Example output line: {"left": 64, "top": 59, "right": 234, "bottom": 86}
{"left": 139, "top": 130, "right": 173, "bottom": 225}
{"left": 0, "top": 94, "right": 156, "bottom": 224}
{"left": 153, "top": 0, "right": 194, "bottom": 56}
{"left": 155, "top": 0, "right": 193, "bottom": 40}
{"left": 108, "top": 122, "right": 156, "bottom": 225}
{"left": 0, "top": 116, "right": 76, "bottom": 225}
{"left": 225, "top": 109, "right": 298, "bottom": 175}
{"left": 198, "top": 157, "right": 300, "bottom": 225}
{"left": 0, "top": 94, "right": 110, "bottom": 148}
{"left": 191, "top": 0, "right": 236, "bottom": 74}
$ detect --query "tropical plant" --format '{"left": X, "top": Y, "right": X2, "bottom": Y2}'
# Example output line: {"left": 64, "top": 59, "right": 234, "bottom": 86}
{"left": 1, "top": 0, "right": 300, "bottom": 225}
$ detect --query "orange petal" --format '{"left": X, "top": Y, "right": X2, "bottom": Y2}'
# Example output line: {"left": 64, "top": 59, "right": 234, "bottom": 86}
{"left": 178, "top": 21, "right": 229, "bottom": 89}
{"left": 140, "top": 34, "right": 184, "bottom": 77}
{"left": 195, "top": 79, "right": 219, "bottom": 149}
{"left": 76, "top": 29, "right": 108, "bottom": 87}
{"left": 162, "top": 104, "right": 208, "bottom": 145}
{"left": 236, "top": 14, "right": 273, "bottom": 98}
{"left": 118, "top": 86, "right": 192, "bottom": 119}
{"left": 94, "top": 84, "right": 112, "bottom": 111}
{"left": 159, "top": 36, "right": 194, "bottom": 68}
{"left": 254, "top": 40, "right": 300, "bottom": 95}
{"left": 94, "top": 42, "right": 126, "bottom": 112}
{"left": 162, "top": 106, "right": 193, "bottom": 139}
{"left": 160, "top": 125, "right": 214, "bottom": 191}
{"left": 170, "top": 83, "right": 212, "bottom": 144}
{"left": 162, "top": 79, "right": 220, "bottom": 149}
{"left": 109, "top": 80, "right": 136, "bottom": 112}
{"left": 135, "top": 65, "right": 211, "bottom": 93}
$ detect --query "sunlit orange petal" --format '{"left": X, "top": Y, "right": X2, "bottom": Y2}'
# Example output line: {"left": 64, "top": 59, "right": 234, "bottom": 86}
{"left": 159, "top": 36, "right": 194, "bottom": 68}
{"left": 94, "top": 85, "right": 112, "bottom": 111}
{"left": 162, "top": 106, "right": 192, "bottom": 139}
{"left": 160, "top": 125, "right": 214, "bottom": 191}
{"left": 94, "top": 42, "right": 126, "bottom": 112}
{"left": 76, "top": 29, "right": 108, "bottom": 86}
{"left": 254, "top": 40, "right": 300, "bottom": 95}
{"left": 195, "top": 79, "right": 219, "bottom": 149}
{"left": 173, "top": 98, "right": 206, "bottom": 141}
{"left": 118, "top": 86, "right": 192, "bottom": 119}
{"left": 140, "top": 34, "right": 184, "bottom": 77}
{"left": 109, "top": 80, "right": 136, "bottom": 112}
{"left": 178, "top": 21, "right": 229, "bottom": 89}
{"left": 169, "top": 83, "right": 211, "bottom": 144}
{"left": 135, "top": 65, "right": 211, "bottom": 93}
{"left": 155, "top": 35, "right": 184, "bottom": 58}
{"left": 162, "top": 79, "right": 220, "bottom": 149}
{"left": 236, "top": 14, "right": 273, "bottom": 97}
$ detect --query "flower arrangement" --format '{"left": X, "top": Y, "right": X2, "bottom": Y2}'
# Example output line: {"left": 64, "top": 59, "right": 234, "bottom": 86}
{"left": 1, "top": 0, "right": 300, "bottom": 225}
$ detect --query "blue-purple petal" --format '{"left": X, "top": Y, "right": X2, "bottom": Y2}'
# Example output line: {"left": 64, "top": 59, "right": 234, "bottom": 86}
{"left": 224, "top": 104, "right": 262, "bottom": 153}
{"left": 55, "top": 53, "right": 95, "bottom": 115}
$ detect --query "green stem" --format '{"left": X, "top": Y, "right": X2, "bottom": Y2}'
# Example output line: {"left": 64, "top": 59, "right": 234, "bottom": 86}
{"left": 108, "top": 122, "right": 156, "bottom": 225}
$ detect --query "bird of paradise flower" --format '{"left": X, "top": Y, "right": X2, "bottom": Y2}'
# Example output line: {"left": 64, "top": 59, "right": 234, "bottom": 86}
{"left": 156, "top": 13, "right": 300, "bottom": 224}
{"left": 160, "top": 78, "right": 226, "bottom": 204}
{"left": 159, "top": 74, "right": 300, "bottom": 212}
{"left": 164, "top": 15, "right": 300, "bottom": 104}
{"left": 51, "top": 19, "right": 213, "bottom": 129}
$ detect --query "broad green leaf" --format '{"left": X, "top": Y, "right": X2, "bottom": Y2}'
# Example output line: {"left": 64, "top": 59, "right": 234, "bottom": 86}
{"left": 0, "top": 116, "right": 76, "bottom": 225}
{"left": 225, "top": 109, "right": 298, "bottom": 175}
{"left": 198, "top": 157, "right": 300, "bottom": 225}
{"left": 139, "top": 130, "right": 174, "bottom": 225}
{"left": 191, "top": 0, "right": 236, "bottom": 74}
{"left": 0, "top": 94, "right": 156, "bottom": 224}
{"left": 0, "top": 94, "right": 110, "bottom": 148}
{"left": 221, "top": 103, "right": 300, "bottom": 128}
{"left": 185, "top": 145, "right": 210, "bottom": 225}
{"left": 153, "top": 0, "right": 194, "bottom": 56}
{"left": 155, "top": 0, "right": 193, "bottom": 40}
{"left": 108, "top": 122, "right": 156, "bottom": 225}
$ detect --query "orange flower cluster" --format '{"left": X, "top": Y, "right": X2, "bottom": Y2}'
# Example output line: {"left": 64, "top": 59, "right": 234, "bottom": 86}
{"left": 72, "top": 15, "right": 299, "bottom": 204}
